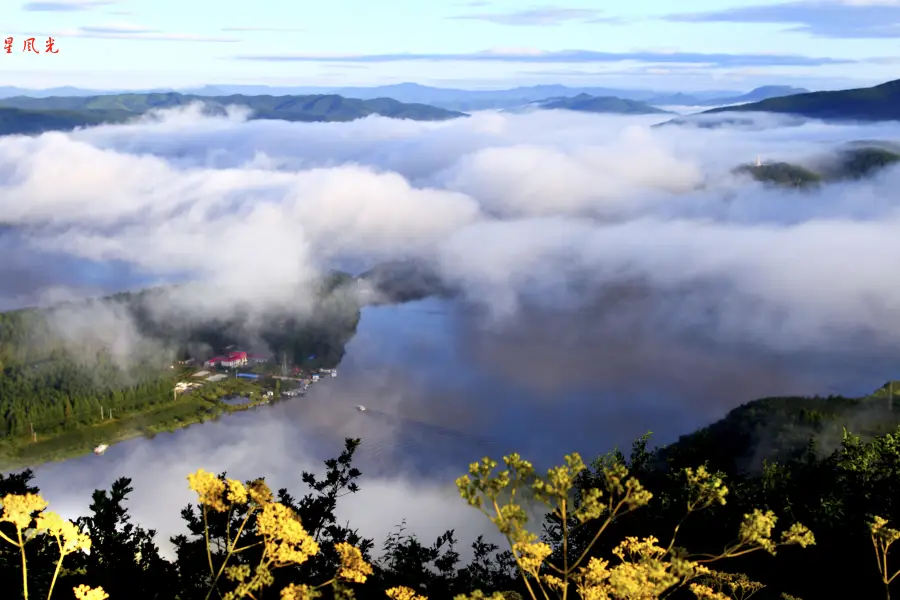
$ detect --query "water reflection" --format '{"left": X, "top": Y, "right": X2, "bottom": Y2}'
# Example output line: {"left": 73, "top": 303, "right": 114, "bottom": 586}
{"left": 23, "top": 295, "right": 900, "bottom": 555}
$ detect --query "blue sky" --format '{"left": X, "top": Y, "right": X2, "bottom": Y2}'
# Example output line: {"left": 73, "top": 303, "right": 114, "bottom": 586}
{"left": 3, "top": 0, "right": 900, "bottom": 91}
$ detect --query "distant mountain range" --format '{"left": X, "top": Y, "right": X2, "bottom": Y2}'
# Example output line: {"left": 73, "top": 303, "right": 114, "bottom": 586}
{"left": 0, "top": 82, "right": 809, "bottom": 111}
{"left": 700, "top": 79, "right": 900, "bottom": 122}
{"left": 0, "top": 93, "right": 464, "bottom": 136}
{"left": 2, "top": 78, "right": 893, "bottom": 138}
{"left": 694, "top": 85, "right": 809, "bottom": 106}
{"left": 528, "top": 93, "right": 671, "bottom": 115}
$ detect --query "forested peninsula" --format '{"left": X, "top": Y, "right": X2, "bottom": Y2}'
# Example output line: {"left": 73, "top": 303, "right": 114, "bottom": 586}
{"left": 0, "top": 272, "right": 360, "bottom": 469}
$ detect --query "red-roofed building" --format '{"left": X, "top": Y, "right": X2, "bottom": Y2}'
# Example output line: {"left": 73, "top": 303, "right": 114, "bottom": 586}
{"left": 220, "top": 351, "right": 248, "bottom": 368}
{"left": 205, "top": 351, "right": 248, "bottom": 368}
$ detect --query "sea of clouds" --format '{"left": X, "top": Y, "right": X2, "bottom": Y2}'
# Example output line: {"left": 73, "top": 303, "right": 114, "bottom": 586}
{"left": 3, "top": 104, "right": 900, "bottom": 559}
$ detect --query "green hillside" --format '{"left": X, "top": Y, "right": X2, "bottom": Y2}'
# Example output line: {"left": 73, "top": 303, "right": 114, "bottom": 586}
{"left": 734, "top": 162, "right": 822, "bottom": 189}
{"left": 661, "top": 382, "right": 900, "bottom": 474}
{"left": 538, "top": 93, "right": 670, "bottom": 114}
{"left": 0, "top": 106, "right": 133, "bottom": 135}
{"left": 0, "top": 92, "right": 466, "bottom": 135}
{"left": 734, "top": 145, "right": 900, "bottom": 188}
{"left": 703, "top": 78, "right": 900, "bottom": 121}
{"left": 828, "top": 146, "right": 900, "bottom": 179}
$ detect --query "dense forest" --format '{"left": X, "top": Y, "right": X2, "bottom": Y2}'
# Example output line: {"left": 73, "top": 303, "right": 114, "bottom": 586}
{"left": 0, "top": 273, "right": 361, "bottom": 439}
{"left": 4, "top": 389, "right": 900, "bottom": 600}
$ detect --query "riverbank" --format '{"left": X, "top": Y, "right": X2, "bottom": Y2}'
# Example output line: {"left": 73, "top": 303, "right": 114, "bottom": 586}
{"left": 0, "top": 375, "right": 295, "bottom": 472}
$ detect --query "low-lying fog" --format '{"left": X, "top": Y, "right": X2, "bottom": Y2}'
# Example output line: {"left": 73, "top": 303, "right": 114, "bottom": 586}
{"left": 2, "top": 105, "right": 900, "bottom": 556}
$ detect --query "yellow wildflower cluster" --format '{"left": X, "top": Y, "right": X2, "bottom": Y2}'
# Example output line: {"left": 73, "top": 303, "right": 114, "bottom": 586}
{"left": 257, "top": 502, "right": 320, "bottom": 567}
{"left": 683, "top": 466, "right": 729, "bottom": 510}
{"left": 456, "top": 451, "right": 817, "bottom": 600}
{"left": 386, "top": 586, "right": 428, "bottom": 600}
{"left": 454, "top": 592, "right": 508, "bottom": 600}
{"left": 870, "top": 515, "right": 900, "bottom": 544}
{"left": 572, "top": 537, "right": 710, "bottom": 600}
{"left": 511, "top": 541, "right": 552, "bottom": 577}
{"left": 185, "top": 468, "right": 373, "bottom": 600}
{"left": 36, "top": 511, "right": 92, "bottom": 554}
{"left": 186, "top": 469, "right": 228, "bottom": 512}
{"left": 226, "top": 479, "right": 249, "bottom": 505}
{"left": 0, "top": 492, "right": 48, "bottom": 529}
{"left": 73, "top": 585, "right": 110, "bottom": 600}
{"left": 688, "top": 583, "right": 731, "bottom": 600}
{"left": 690, "top": 571, "right": 766, "bottom": 600}
{"left": 1, "top": 491, "right": 103, "bottom": 600}
{"left": 335, "top": 541, "right": 374, "bottom": 583}
{"left": 869, "top": 515, "right": 900, "bottom": 588}
{"left": 281, "top": 583, "right": 320, "bottom": 600}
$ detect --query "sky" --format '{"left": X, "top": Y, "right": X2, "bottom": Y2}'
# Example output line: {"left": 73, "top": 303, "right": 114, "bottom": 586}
{"left": 2, "top": 0, "right": 900, "bottom": 91}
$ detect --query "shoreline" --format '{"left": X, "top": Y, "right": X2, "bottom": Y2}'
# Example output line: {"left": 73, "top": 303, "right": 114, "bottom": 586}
{"left": 0, "top": 371, "right": 327, "bottom": 473}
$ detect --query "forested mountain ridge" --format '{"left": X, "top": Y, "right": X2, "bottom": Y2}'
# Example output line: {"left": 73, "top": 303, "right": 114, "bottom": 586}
{"left": 702, "top": 78, "right": 900, "bottom": 122}
{"left": 0, "top": 92, "right": 466, "bottom": 135}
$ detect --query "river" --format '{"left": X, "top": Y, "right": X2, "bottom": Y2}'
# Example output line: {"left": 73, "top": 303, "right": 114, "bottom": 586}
{"left": 21, "top": 295, "right": 900, "bottom": 556}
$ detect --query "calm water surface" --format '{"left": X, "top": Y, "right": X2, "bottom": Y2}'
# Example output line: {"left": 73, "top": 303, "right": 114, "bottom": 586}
{"left": 20, "top": 296, "right": 899, "bottom": 551}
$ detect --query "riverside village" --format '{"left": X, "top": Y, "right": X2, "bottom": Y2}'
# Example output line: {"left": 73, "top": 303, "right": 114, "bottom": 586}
{"left": 91, "top": 349, "right": 338, "bottom": 456}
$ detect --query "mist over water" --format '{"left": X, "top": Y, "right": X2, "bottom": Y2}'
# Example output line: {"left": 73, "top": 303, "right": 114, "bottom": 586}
{"left": 26, "top": 295, "right": 900, "bottom": 555}
{"left": 3, "top": 105, "right": 900, "bottom": 554}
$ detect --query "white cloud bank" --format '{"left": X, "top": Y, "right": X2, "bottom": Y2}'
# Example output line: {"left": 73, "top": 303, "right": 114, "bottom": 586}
{"left": 3, "top": 107, "right": 899, "bottom": 347}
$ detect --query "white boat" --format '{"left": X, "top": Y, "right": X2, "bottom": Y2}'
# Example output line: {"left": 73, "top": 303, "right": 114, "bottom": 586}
{"left": 356, "top": 405, "right": 366, "bottom": 412}
{"left": 93, "top": 444, "right": 109, "bottom": 455}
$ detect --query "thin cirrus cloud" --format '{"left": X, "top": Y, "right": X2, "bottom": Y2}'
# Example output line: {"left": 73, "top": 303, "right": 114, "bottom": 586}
{"left": 230, "top": 48, "right": 852, "bottom": 68}
{"left": 220, "top": 26, "right": 306, "bottom": 32}
{"left": 664, "top": 0, "right": 900, "bottom": 39}
{"left": 22, "top": 0, "right": 117, "bottom": 10}
{"left": 51, "top": 23, "right": 241, "bottom": 42}
{"left": 448, "top": 6, "right": 620, "bottom": 26}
